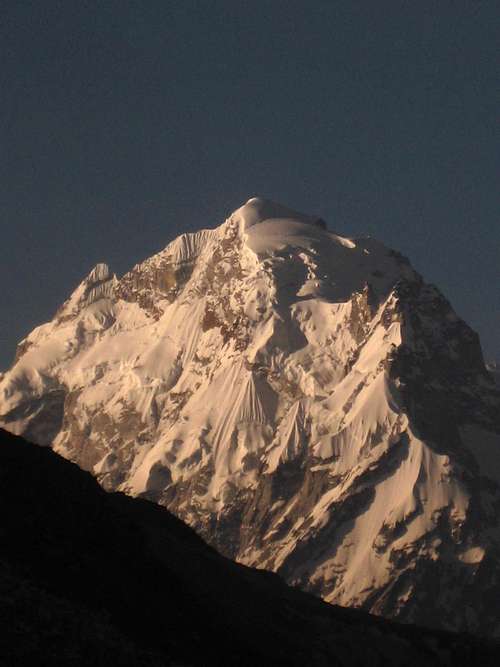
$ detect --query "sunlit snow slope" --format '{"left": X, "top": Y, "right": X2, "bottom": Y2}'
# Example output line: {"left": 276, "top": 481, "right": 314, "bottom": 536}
{"left": 1, "top": 197, "right": 500, "bottom": 635}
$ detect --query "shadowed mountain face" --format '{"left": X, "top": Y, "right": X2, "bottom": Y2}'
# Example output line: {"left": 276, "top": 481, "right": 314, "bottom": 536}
{"left": 1, "top": 198, "right": 500, "bottom": 635}
{"left": 1, "top": 427, "right": 499, "bottom": 667}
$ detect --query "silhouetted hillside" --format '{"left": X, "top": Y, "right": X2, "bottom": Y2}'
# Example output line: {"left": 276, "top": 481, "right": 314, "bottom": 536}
{"left": 1, "top": 428, "right": 498, "bottom": 666}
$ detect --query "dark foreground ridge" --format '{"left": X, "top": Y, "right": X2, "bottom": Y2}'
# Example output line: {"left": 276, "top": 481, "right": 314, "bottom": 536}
{"left": 1, "top": 428, "right": 498, "bottom": 667}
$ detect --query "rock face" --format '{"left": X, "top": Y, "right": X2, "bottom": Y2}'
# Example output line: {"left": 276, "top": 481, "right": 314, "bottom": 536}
{"left": 1, "top": 197, "right": 499, "bottom": 636}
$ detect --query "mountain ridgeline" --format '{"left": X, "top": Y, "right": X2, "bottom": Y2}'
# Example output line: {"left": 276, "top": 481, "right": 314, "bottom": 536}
{"left": 1, "top": 198, "right": 499, "bottom": 636}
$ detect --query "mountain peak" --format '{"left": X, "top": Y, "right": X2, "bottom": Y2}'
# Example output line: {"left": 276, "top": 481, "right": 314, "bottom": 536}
{"left": 54, "top": 262, "right": 116, "bottom": 322}
{"left": 232, "top": 197, "right": 326, "bottom": 231}
{"left": 1, "top": 202, "right": 499, "bottom": 637}
{"left": 86, "top": 262, "right": 112, "bottom": 285}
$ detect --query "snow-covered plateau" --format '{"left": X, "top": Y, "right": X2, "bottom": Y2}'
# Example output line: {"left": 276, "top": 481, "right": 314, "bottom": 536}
{"left": 1, "top": 197, "right": 500, "bottom": 635}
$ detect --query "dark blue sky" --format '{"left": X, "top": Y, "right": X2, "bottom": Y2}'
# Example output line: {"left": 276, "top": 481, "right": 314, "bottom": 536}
{"left": 1, "top": 1, "right": 498, "bottom": 369}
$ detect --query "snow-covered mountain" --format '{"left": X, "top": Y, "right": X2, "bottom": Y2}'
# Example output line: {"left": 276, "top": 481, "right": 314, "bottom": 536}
{"left": 1, "top": 197, "right": 500, "bottom": 635}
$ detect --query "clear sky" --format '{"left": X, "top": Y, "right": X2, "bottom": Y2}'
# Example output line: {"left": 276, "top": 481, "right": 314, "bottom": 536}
{"left": 1, "top": 1, "right": 498, "bottom": 369}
